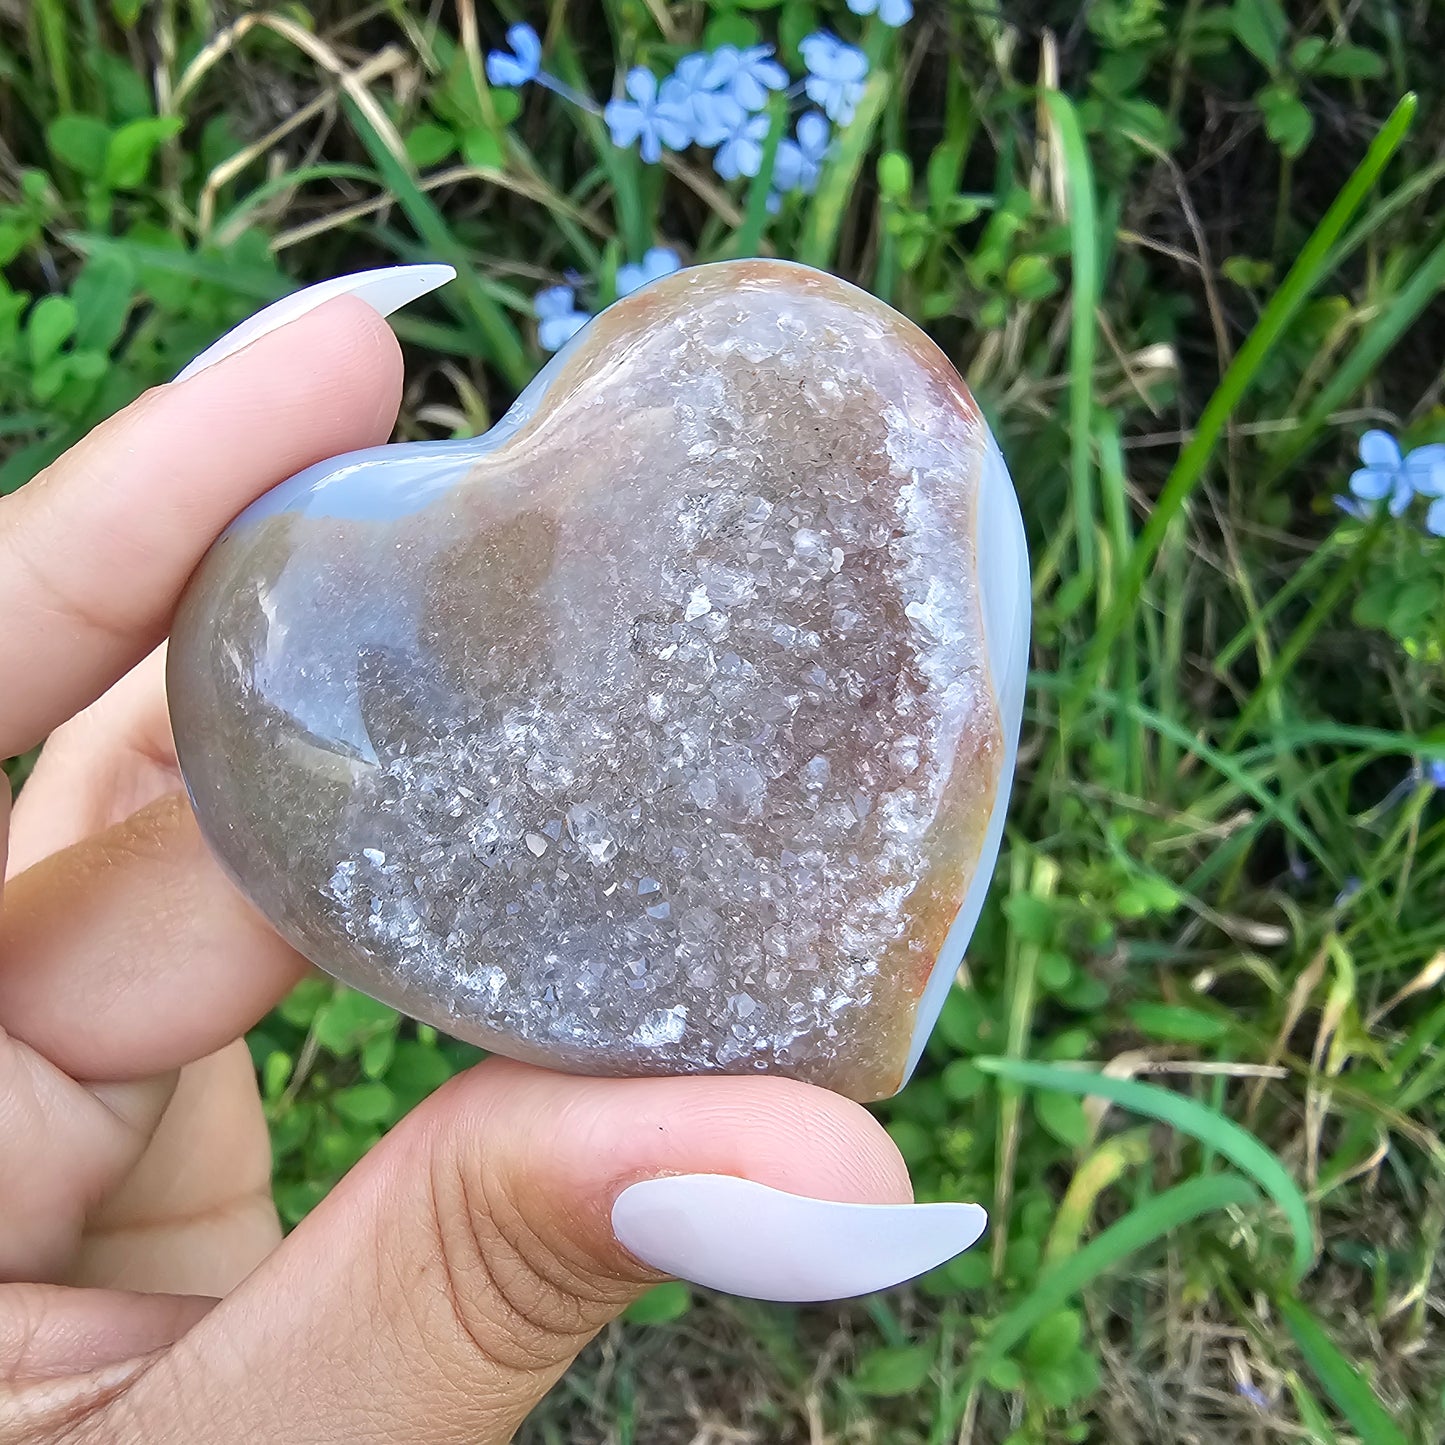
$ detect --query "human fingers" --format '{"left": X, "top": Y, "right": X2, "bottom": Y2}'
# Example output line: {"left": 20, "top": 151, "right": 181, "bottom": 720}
{"left": 6, "top": 649, "right": 174, "bottom": 880}
{"left": 0, "top": 266, "right": 451, "bottom": 761}
{"left": 95, "top": 1063, "right": 983, "bottom": 1444}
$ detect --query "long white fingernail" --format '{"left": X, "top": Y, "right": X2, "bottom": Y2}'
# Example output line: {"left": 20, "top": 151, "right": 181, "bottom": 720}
{"left": 611, "top": 1175, "right": 987, "bottom": 1303}
{"left": 174, "top": 263, "right": 457, "bottom": 382}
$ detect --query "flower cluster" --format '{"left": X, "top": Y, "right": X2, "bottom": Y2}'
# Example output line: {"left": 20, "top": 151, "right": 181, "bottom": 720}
{"left": 486, "top": 19, "right": 905, "bottom": 350}
{"left": 531, "top": 247, "right": 683, "bottom": 352}
{"left": 485, "top": 24, "right": 883, "bottom": 195}
{"left": 1337, "top": 429, "right": 1445, "bottom": 535}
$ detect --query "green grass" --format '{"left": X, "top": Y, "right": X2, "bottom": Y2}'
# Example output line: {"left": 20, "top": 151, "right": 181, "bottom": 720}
{"left": 4, "top": 1, "right": 1445, "bottom": 1440}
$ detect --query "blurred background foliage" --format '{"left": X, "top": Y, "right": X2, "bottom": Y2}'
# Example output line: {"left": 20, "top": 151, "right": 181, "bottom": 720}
{"left": 3, "top": 0, "right": 1445, "bottom": 1440}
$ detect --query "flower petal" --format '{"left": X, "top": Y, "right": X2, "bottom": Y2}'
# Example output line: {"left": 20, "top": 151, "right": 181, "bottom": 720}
{"left": 538, "top": 309, "right": 589, "bottom": 353}
{"left": 625, "top": 67, "right": 658, "bottom": 105}
{"left": 1347, "top": 466, "right": 1391, "bottom": 501}
{"left": 533, "top": 284, "right": 576, "bottom": 320}
{"left": 1404, "top": 443, "right": 1445, "bottom": 497}
{"left": 508, "top": 23, "right": 541, "bottom": 70}
{"left": 1427, "top": 496, "right": 1445, "bottom": 538}
{"left": 1359, "top": 428, "right": 1402, "bottom": 470}
{"left": 604, "top": 99, "right": 644, "bottom": 148}
{"left": 797, "top": 111, "right": 831, "bottom": 157}
{"left": 642, "top": 247, "right": 681, "bottom": 281}
{"left": 773, "top": 138, "right": 804, "bottom": 192}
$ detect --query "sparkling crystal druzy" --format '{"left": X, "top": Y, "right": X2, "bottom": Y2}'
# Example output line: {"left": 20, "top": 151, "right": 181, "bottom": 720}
{"left": 169, "top": 260, "right": 1029, "bottom": 1102}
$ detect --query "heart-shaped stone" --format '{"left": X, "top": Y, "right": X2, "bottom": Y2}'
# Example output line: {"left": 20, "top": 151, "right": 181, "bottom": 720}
{"left": 169, "top": 260, "right": 1028, "bottom": 1101}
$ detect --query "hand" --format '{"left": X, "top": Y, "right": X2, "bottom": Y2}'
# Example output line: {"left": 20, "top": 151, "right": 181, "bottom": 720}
{"left": 0, "top": 273, "right": 977, "bottom": 1444}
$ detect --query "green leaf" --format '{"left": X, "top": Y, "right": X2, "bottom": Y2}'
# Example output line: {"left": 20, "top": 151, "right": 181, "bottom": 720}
{"left": 623, "top": 1281, "right": 692, "bottom": 1324}
{"left": 942, "top": 1059, "right": 986, "bottom": 1101}
{"left": 104, "top": 115, "right": 183, "bottom": 190}
{"left": 360, "top": 1030, "right": 396, "bottom": 1080}
{"left": 1126, "top": 1002, "right": 1229, "bottom": 1044}
{"left": 1278, "top": 1295, "right": 1408, "bottom": 1445}
{"left": 460, "top": 127, "right": 503, "bottom": 171}
{"left": 27, "top": 294, "right": 76, "bottom": 369}
{"left": 851, "top": 1343, "right": 933, "bottom": 1397}
{"left": 405, "top": 122, "right": 456, "bottom": 168}
{"left": 935, "top": 987, "right": 993, "bottom": 1053}
{"left": 332, "top": 1082, "right": 395, "bottom": 1125}
{"left": 112, "top": 0, "right": 144, "bottom": 25}
{"left": 278, "top": 977, "right": 332, "bottom": 1028}
{"left": 1315, "top": 45, "right": 1387, "bottom": 80}
{"left": 261, "top": 1050, "right": 292, "bottom": 1101}
{"left": 1230, "top": 0, "right": 1288, "bottom": 70}
{"left": 985, "top": 1357, "right": 1024, "bottom": 1392}
{"left": 877, "top": 150, "right": 912, "bottom": 200}
{"left": 70, "top": 249, "right": 136, "bottom": 352}
{"left": 1003, "top": 892, "right": 1056, "bottom": 945}
{"left": 1024, "top": 1308, "right": 1083, "bottom": 1368}
{"left": 388, "top": 1039, "right": 459, "bottom": 1112}
{"left": 1005, "top": 252, "right": 1060, "bottom": 301}
{"left": 703, "top": 11, "right": 761, "bottom": 48}
{"left": 32, "top": 355, "right": 71, "bottom": 403}
{"left": 48, "top": 115, "right": 112, "bottom": 178}
{"left": 1036, "top": 1091, "right": 1091, "bottom": 1149}
{"left": 314, "top": 989, "right": 399, "bottom": 1056}
{"left": 1259, "top": 84, "right": 1314, "bottom": 157}
{"left": 975, "top": 1058, "right": 1315, "bottom": 1282}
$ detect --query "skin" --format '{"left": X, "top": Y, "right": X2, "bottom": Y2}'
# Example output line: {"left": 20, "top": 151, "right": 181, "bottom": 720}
{"left": 0, "top": 297, "right": 913, "bottom": 1443}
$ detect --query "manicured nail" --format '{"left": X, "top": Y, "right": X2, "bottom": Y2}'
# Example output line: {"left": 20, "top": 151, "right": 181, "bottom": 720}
{"left": 611, "top": 1175, "right": 987, "bottom": 1303}
{"left": 174, "top": 263, "right": 457, "bottom": 382}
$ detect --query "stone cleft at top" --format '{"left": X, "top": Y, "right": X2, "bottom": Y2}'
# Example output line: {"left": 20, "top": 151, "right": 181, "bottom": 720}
{"left": 167, "top": 259, "right": 1030, "bottom": 1102}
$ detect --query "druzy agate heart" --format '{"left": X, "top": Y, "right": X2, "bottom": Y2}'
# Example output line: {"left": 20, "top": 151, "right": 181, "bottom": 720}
{"left": 168, "top": 260, "right": 1029, "bottom": 1102}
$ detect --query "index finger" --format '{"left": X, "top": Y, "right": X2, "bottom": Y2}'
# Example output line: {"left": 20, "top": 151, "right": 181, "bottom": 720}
{"left": 0, "top": 267, "right": 451, "bottom": 759}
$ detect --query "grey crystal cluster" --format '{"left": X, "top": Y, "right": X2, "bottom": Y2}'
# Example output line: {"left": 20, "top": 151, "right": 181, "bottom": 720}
{"left": 169, "top": 261, "right": 1027, "bottom": 1101}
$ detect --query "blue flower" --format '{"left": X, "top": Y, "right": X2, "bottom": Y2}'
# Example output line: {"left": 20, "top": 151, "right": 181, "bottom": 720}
{"left": 1348, "top": 429, "right": 1416, "bottom": 516}
{"left": 847, "top": 0, "right": 914, "bottom": 25}
{"left": 660, "top": 52, "right": 745, "bottom": 147}
{"left": 605, "top": 68, "right": 694, "bottom": 163}
{"left": 1425, "top": 759, "right": 1445, "bottom": 789}
{"left": 799, "top": 31, "right": 870, "bottom": 125}
{"left": 617, "top": 247, "right": 682, "bottom": 297}
{"left": 714, "top": 112, "right": 771, "bottom": 182}
{"left": 773, "top": 111, "right": 831, "bottom": 195}
{"left": 1408, "top": 443, "right": 1445, "bottom": 536}
{"left": 705, "top": 44, "right": 789, "bottom": 112}
{"left": 534, "top": 285, "right": 591, "bottom": 352}
{"left": 486, "top": 23, "right": 541, "bottom": 87}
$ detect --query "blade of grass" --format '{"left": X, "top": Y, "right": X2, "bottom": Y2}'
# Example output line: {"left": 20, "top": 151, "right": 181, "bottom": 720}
{"left": 1227, "top": 524, "right": 1381, "bottom": 746}
{"left": 990, "top": 851, "right": 1054, "bottom": 1278}
{"left": 798, "top": 72, "right": 890, "bottom": 270}
{"left": 730, "top": 94, "right": 788, "bottom": 260}
{"left": 1070, "top": 94, "right": 1417, "bottom": 713}
{"left": 1277, "top": 1294, "right": 1409, "bottom": 1445}
{"left": 975, "top": 1057, "right": 1316, "bottom": 1282}
{"left": 343, "top": 97, "right": 531, "bottom": 390}
{"left": 1029, "top": 674, "right": 1331, "bottom": 868}
{"left": 1267, "top": 233, "right": 1445, "bottom": 477}
{"left": 1043, "top": 90, "right": 1100, "bottom": 591}
{"left": 962, "top": 1173, "right": 1261, "bottom": 1401}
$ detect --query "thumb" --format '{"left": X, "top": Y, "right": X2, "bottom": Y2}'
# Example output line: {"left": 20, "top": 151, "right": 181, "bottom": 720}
{"left": 112, "top": 1060, "right": 985, "bottom": 1444}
